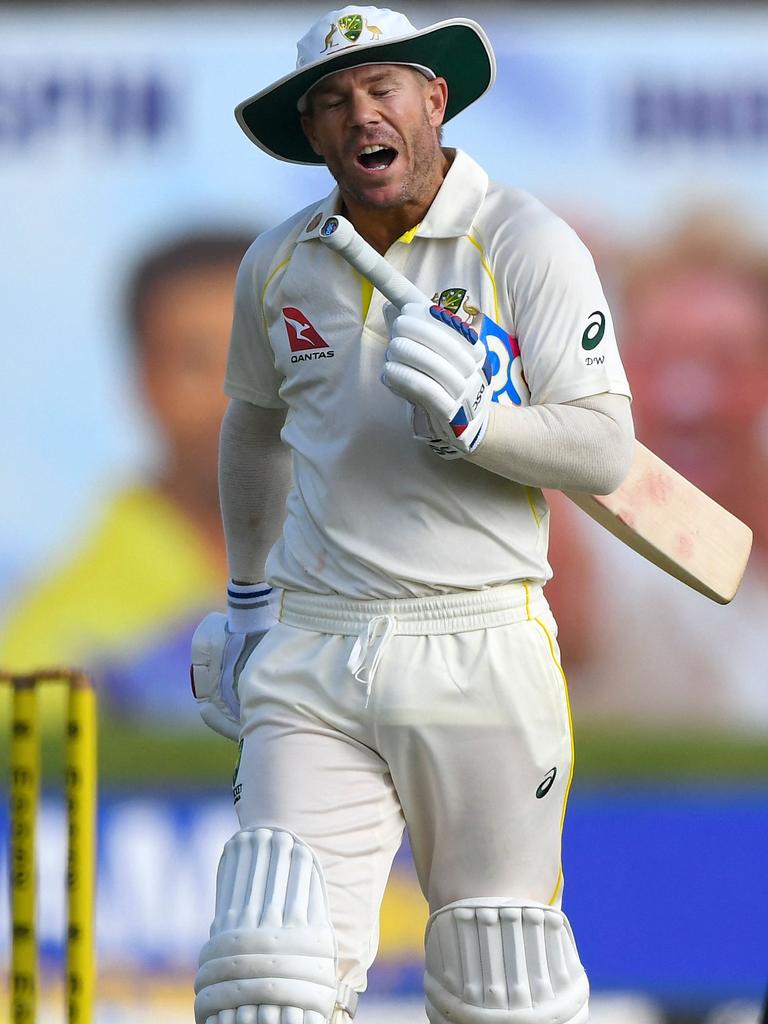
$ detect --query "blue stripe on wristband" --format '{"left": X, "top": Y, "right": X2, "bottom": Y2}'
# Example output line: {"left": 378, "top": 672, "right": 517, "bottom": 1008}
{"left": 227, "top": 582, "right": 273, "bottom": 609}
{"left": 226, "top": 580, "right": 277, "bottom": 635}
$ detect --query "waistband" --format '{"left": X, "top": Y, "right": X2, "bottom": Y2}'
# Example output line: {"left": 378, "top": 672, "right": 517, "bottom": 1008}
{"left": 279, "top": 581, "right": 545, "bottom": 636}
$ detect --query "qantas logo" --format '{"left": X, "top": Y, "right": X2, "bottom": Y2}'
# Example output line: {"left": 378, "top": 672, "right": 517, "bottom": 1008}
{"left": 283, "top": 307, "right": 327, "bottom": 350}
{"left": 282, "top": 307, "right": 335, "bottom": 363}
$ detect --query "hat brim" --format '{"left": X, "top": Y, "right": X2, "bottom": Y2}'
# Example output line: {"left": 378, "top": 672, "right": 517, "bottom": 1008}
{"left": 235, "top": 18, "right": 495, "bottom": 165}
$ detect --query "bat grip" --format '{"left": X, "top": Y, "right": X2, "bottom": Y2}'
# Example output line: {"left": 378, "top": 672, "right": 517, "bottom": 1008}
{"left": 318, "top": 215, "right": 426, "bottom": 309}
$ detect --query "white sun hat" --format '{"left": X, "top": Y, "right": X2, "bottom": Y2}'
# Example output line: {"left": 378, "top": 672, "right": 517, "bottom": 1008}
{"left": 235, "top": 6, "right": 496, "bottom": 165}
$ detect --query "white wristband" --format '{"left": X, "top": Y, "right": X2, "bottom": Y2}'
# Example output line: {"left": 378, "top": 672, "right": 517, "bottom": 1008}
{"left": 226, "top": 581, "right": 279, "bottom": 634}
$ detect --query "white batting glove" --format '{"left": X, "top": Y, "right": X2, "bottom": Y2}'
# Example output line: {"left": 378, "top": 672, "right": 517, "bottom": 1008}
{"left": 190, "top": 582, "right": 279, "bottom": 741}
{"left": 382, "top": 302, "right": 494, "bottom": 458}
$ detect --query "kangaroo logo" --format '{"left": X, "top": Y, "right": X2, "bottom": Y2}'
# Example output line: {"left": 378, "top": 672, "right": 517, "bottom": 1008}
{"left": 282, "top": 307, "right": 329, "bottom": 351}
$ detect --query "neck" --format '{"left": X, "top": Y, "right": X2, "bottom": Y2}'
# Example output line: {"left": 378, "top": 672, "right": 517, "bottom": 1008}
{"left": 158, "top": 466, "right": 228, "bottom": 572}
{"left": 341, "top": 147, "right": 452, "bottom": 254}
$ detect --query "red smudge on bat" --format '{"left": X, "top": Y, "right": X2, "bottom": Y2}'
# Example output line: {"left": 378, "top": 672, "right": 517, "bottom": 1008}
{"left": 676, "top": 533, "right": 695, "bottom": 559}
{"left": 641, "top": 469, "right": 674, "bottom": 505}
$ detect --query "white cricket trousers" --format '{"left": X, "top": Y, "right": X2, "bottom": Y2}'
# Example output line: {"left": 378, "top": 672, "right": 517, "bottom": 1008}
{"left": 235, "top": 581, "right": 574, "bottom": 994}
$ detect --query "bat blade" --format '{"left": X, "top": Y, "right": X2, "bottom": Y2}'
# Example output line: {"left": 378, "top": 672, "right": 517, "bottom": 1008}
{"left": 564, "top": 444, "right": 752, "bottom": 604}
{"left": 314, "top": 214, "right": 753, "bottom": 603}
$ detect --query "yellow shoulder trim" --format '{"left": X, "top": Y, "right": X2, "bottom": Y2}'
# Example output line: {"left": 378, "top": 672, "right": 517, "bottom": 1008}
{"left": 465, "top": 233, "right": 500, "bottom": 322}
{"left": 525, "top": 487, "right": 542, "bottom": 528}
{"left": 466, "top": 235, "right": 541, "bottom": 532}
{"left": 360, "top": 274, "right": 375, "bottom": 320}
{"left": 260, "top": 256, "right": 292, "bottom": 335}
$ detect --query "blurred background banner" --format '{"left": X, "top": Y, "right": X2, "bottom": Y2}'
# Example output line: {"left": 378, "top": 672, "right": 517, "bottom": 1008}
{"left": 2, "top": 3, "right": 768, "bottom": 595}
{"left": 1, "top": 4, "right": 768, "bottom": 1022}
{"left": 1, "top": 788, "right": 767, "bottom": 996}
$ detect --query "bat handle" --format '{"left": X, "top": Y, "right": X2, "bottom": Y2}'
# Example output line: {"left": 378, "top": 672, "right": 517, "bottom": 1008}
{"left": 317, "top": 215, "right": 426, "bottom": 309}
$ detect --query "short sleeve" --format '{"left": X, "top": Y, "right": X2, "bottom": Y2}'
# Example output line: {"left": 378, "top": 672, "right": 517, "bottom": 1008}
{"left": 224, "top": 240, "right": 287, "bottom": 409}
{"left": 506, "top": 214, "right": 631, "bottom": 406}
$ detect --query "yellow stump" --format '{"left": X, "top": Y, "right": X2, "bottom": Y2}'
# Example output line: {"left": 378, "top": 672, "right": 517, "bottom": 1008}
{"left": 10, "top": 678, "right": 39, "bottom": 1024}
{"left": 4, "top": 669, "right": 98, "bottom": 1024}
{"left": 66, "top": 676, "right": 97, "bottom": 1024}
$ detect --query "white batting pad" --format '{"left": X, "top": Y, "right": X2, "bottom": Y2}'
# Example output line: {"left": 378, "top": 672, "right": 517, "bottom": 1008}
{"left": 194, "top": 828, "right": 340, "bottom": 1024}
{"left": 425, "top": 899, "right": 589, "bottom": 1024}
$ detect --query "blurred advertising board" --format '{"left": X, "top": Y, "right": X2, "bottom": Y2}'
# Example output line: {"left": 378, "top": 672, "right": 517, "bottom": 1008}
{"left": 2, "top": 4, "right": 768, "bottom": 579}
{"left": 0, "top": 787, "right": 766, "bottom": 1001}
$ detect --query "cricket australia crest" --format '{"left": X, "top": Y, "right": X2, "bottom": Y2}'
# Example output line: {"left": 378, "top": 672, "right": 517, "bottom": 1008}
{"left": 436, "top": 287, "right": 466, "bottom": 314}
{"left": 431, "top": 287, "right": 482, "bottom": 325}
{"left": 322, "top": 12, "right": 383, "bottom": 50}
{"left": 338, "top": 13, "right": 364, "bottom": 42}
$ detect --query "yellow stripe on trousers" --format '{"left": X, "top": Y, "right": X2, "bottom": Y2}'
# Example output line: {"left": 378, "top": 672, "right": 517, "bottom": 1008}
{"left": 534, "top": 615, "right": 576, "bottom": 907}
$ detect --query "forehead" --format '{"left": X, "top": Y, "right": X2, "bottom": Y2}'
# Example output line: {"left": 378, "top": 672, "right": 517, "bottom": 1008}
{"left": 311, "top": 63, "right": 418, "bottom": 96}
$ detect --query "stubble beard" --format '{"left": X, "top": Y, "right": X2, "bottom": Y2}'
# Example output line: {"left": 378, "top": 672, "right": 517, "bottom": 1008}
{"left": 334, "top": 111, "right": 444, "bottom": 211}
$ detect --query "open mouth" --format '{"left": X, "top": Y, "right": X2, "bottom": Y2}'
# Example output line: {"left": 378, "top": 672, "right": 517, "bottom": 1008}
{"left": 356, "top": 144, "right": 398, "bottom": 170}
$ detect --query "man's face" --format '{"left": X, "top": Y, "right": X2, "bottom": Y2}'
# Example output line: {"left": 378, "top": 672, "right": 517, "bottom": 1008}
{"left": 301, "top": 64, "right": 447, "bottom": 209}
{"left": 139, "top": 265, "right": 235, "bottom": 484}
{"left": 623, "top": 269, "right": 768, "bottom": 500}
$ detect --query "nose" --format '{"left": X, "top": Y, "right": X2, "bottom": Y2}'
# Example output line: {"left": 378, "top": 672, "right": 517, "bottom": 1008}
{"left": 347, "top": 89, "right": 381, "bottom": 128}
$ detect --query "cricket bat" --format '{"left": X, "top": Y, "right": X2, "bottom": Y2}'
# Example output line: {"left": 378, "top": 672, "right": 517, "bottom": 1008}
{"left": 316, "top": 214, "right": 752, "bottom": 604}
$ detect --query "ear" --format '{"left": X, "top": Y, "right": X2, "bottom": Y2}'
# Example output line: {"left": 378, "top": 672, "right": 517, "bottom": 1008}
{"left": 425, "top": 77, "right": 448, "bottom": 128}
{"left": 300, "top": 113, "right": 324, "bottom": 157}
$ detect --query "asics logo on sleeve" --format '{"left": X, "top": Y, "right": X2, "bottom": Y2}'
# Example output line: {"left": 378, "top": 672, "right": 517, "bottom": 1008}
{"left": 581, "top": 311, "right": 606, "bottom": 351}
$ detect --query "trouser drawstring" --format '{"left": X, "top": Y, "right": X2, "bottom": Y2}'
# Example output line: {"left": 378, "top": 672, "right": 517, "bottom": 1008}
{"left": 346, "top": 615, "right": 396, "bottom": 707}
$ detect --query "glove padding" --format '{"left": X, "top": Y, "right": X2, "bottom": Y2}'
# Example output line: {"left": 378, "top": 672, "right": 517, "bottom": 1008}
{"left": 382, "top": 302, "right": 493, "bottom": 457}
{"left": 191, "top": 589, "right": 278, "bottom": 741}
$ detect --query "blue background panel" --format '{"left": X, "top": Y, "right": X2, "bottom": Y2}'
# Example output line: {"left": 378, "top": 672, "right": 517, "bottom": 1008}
{"left": 564, "top": 785, "right": 768, "bottom": 1001}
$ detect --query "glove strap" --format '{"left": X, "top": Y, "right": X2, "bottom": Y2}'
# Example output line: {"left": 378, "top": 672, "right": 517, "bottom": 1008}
{"left": 227, "top": 580, "right": 278, "bottom": 634}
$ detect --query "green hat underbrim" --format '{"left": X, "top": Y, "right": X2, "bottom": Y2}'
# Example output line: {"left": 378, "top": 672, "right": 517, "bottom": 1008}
{"left": 235, "top": 19, "right": 495, "bottom": 165}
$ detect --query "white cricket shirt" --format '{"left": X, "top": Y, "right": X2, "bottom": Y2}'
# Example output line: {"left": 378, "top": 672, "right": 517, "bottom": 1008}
{"left": 225, "top": 149, "right": 631, "bottom": 598}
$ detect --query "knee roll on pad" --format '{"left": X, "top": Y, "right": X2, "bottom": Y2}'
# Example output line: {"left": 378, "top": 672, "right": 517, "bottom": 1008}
{"left": 195, "top": 827, "right": 356, "bottom": 1024}
{"left": 424, "top": 899, "right": 589, "bottom": 1024}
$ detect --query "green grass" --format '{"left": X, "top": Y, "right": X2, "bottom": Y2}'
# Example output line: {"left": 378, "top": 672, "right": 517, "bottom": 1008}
{"left": 572, "top": 722, "right": 768, "bottom": 783}
{"left": 2, "top": 716, "right": 768, "bottom": 790}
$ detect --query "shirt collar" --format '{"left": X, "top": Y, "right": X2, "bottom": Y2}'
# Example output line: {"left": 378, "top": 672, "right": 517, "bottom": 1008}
{"left": 413, "top": 149, "right": 488, "bottom": 238}
{"left": 296, "top": 148, "right": 487, "bottom": 245}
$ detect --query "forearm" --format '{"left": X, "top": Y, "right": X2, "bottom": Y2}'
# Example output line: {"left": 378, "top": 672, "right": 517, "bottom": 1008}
{"left": 468, "top": 393, "right": 634, "bottom": 494}
{"left": 218, "top": 398, "right": 291, "bottom": 582}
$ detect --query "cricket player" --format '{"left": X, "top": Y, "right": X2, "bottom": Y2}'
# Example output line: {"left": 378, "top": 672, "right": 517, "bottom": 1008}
{"left": 191, "top": 7, "right": 635, "bottom": 1023}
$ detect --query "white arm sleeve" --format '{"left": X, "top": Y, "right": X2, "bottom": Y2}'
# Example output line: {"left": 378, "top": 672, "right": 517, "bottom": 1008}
{"left": 218, "top": 399, "right": 291, "bottom": 582}
{"left": 469, "top": 392, "right": 634, "bottom": 494}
